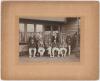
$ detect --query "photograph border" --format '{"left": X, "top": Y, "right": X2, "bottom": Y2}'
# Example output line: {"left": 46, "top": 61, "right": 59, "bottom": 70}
{"left": 2, "top": 1, "right": 99, "bottom": 80}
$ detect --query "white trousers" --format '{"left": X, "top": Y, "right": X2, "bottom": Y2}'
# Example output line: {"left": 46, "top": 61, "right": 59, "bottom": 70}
{"left": 59, "top": 48, "right": 67, "bottom": 57}
{"left": 52, "top": 47, "right": 60, "bottom": 57}
{"left": 68, "top": 45, "right": 71, "bottom": 56}
{"left": 29, "top": 48, "right": 36, "bottom": 58}
{"left": 47, "top": 47, "right": 52, "bottom": 57}
{"left": 38, "top": 47, "right": 45, "bottom": 57}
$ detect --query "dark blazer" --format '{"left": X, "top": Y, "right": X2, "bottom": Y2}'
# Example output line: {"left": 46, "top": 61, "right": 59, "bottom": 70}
{"left": 66, "top": 35, "right": 71, "bottom": 45}
{"left": 29, "top": 36, "right": 37, "bottom": 48}
{"left": 51, "top": 35, "right": 59, "bottom": 43}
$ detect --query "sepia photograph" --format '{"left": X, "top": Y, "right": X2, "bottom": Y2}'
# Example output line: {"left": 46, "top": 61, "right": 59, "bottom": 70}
{"left": 19, "top": 17, "right": 80, "bottom": 62}
{"left": 2, "top": 1, "right": 99, "bottom": 80}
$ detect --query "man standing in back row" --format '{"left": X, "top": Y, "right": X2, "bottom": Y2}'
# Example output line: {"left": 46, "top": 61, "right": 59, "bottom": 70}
{"left": 66, "top": 34, "right": 71, "bottom": 55}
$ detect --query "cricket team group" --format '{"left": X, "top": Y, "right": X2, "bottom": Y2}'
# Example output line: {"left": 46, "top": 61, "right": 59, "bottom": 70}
{"left": 28, "top": 31, "right": 79, "bottom": 58}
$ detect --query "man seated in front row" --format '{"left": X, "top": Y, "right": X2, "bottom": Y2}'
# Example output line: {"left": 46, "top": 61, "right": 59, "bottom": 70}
{"left": 29, "top": 33, "right": 37, "bottom": 58}
{"left": 51, "top": 32, "right": 60, "bottom": 57}
{"left": 37, "top": 33, "right": 45, "bottom": 57}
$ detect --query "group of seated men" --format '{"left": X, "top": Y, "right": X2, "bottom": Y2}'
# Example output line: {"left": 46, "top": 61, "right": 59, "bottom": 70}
{"left": 28, "top": 32, "right": 79, "bottom": 58}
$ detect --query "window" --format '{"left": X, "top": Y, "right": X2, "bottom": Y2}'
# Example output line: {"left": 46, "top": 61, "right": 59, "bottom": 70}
{"left": 27, "top": 24, "right": 34, "bottom": 32}
{"left": 19, "top": 23, "right": 25, "bottom": 43}
{"left": 27, "top": 24, "right": 35, "bottom": 42}
{"left": 19, "top": 23, "right": 24, "bottom": 32}
{"left": 45, "top": 25, "right": 51, "bottom": 31}
{"left": 36, "top": 24, "right": 43, "bottom": 32}
{"left": 52, "top": 25, "right": 58, "bottom": 31}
